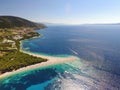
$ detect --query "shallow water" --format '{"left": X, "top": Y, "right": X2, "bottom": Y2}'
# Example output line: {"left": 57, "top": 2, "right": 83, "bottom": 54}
{"left": 1, "top": 25, "right": 120, "bottom": 90}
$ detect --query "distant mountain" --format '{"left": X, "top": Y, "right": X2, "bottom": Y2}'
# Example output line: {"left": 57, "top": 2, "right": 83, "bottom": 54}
{"left": 41, "top": 22, "right": 67, "bottom": 26}
{"left": 0, "top": 16, "right": 46, "bottom": 29}
{"left": 82, "top": 23, "right": 120, "bottom": 26}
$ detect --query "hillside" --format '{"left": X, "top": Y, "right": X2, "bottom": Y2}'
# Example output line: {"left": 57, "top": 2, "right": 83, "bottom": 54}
{"left": 0, "top": 16, "right": 46, "bottom": 29}
{"left": 0, "top": 16, "right": 47, "bottom": 74}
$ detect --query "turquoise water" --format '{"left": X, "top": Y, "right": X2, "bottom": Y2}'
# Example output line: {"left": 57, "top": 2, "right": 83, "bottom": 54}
{"left": 0, "top": 25, "right": 120, "bottom": 90}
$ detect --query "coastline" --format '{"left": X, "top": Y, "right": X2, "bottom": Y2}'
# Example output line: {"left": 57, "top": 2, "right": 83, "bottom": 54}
{"left": 0, "top": 44, "right": 79, "bottom": 79}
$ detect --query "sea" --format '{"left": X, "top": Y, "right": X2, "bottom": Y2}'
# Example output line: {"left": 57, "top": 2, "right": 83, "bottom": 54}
{"left": 0, "top": 25, "right": 120, "bottom": 90}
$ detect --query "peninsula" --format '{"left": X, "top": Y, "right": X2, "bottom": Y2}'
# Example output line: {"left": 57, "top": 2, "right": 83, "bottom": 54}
{"left": 0, "top": 16, "right": 78, "bottom": 78}
{"left": 0, "top": 16, "right": 47, "bottom": 74}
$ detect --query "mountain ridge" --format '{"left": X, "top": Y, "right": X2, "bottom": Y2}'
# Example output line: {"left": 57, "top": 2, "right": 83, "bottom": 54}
{"left": 0, "top": 16, "right": 46, "bottom": 29}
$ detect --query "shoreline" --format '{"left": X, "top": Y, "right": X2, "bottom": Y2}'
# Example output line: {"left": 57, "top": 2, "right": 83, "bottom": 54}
{"left": 0, "top": 48, "right": 79, "bottom": 79}
{"left": 0, "top": 30, "right": 79, "bottom": 79}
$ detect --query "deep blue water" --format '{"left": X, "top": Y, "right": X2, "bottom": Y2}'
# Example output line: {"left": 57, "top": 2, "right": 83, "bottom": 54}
{"left": 1, "top": 25, "right": 120, "bottom": 90}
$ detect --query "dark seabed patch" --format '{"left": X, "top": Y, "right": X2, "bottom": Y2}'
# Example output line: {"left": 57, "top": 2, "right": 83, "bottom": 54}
{"left": 0, "top": 68, "right": 58, "bottom": 90}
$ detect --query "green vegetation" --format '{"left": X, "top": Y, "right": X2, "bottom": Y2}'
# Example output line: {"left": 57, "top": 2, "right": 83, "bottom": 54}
{"left": 0, "top": 50, "right": 47, "bottom": 74}
{"left": 0, "top": 16, "right": 46, "bottom": 29}
{"left": 0, "top": 16, "right": 47, "bottom": 74}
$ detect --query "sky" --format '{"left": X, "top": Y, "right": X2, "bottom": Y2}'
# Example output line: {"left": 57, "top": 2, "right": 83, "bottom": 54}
{"left": 0, "top": 0, "right": 120, "bottom": 24}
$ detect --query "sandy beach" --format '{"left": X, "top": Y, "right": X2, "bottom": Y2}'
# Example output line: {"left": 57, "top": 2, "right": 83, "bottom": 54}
{"left": 0, "top": 51, "right": 79, "bottom": 79}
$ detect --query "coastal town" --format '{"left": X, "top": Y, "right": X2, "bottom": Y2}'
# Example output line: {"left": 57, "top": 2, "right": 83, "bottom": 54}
{"left": 0, "top": 16, "right": 47, "bottom": 74}
{"left": 0, "top": 27, "right": 40, "bottom": 56}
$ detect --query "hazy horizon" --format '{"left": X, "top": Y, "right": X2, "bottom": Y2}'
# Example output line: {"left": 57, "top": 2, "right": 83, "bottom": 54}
{"left": 1, "top": 0, "right": 120, "bottom": 24}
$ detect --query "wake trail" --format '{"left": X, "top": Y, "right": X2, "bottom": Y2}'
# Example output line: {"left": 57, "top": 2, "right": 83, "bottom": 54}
{"left": 68, "top": 48, "right": 79, "bottom": 55}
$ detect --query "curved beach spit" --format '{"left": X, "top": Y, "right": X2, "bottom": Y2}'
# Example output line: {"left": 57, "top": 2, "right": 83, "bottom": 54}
{"left": 0, "top": 51, "right": 79, "bottom": 79}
